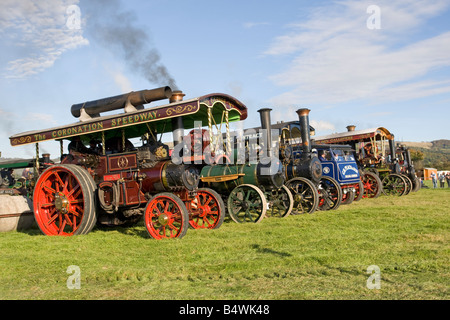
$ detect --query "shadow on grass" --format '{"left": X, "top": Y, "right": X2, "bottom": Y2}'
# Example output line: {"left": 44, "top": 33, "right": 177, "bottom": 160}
{"left": 251, "top": 244, "right": 292, "bottom": 258}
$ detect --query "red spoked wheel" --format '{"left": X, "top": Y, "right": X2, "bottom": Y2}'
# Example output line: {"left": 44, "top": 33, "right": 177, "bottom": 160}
{"left": 144, "top": 193, "right": 189, "bottom": 239}
{"left": 361, "top": 172, "right": 382, "bottom": 199}
{"left": 187, "top": 188, "right": 225, "bottom": 229}
{"left": 33, "top": 165, "right": 97, "bottom": 236}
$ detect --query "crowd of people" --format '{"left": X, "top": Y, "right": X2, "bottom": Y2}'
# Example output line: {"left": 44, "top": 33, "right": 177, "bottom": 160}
{"left": 430, "top": 172, "right": 450, "bottom": 188}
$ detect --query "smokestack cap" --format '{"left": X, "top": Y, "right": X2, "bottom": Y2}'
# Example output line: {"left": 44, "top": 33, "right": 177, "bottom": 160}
{"left": 170, "top": 90, "right": 185, "bottom": 103}
{"left": 258, "top": 108, "right": 273, "bottom": 113}
{"left": 296, "top": 108, "right": 311, "bottom": 117}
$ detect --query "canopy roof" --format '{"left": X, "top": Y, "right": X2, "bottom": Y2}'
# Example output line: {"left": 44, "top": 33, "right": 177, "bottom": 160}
{"left": 313, "top": 127, "right": 394, "bottom": 145}
{"left": 10, "top": 93, "right": 247, "bottom": 147}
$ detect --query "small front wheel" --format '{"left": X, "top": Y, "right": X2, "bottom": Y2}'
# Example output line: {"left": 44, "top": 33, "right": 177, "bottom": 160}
{"left": 285, "top": 177, "right": 319, "bottom": 214}
{"left": 400, "top": 174, "right": 413, "bottom": 196}
{"left": 382, "top": 174, "right": 407, "bottom": 196}
{"left": 361, "top": 171, "right": 382, "bottom": 199}
{"left": 353, "top": 181, "right": 364, "bottom": 202}
{"left": 317, "top": 176, "right": 342, "bottom": 211}
{"left": 187, "top": 188, "right": 225, "bottom": 229}
{"left": 144, "top": 193, "right": 189, "bottom": 239}
{"left": 341, "top": 190, "right": 355, "bottom": 205}
{"left": 266, "top": 185, "right": 294, "bottom": 218}
{"left": 227, "top": 184, "right": 267, "bottom": 223}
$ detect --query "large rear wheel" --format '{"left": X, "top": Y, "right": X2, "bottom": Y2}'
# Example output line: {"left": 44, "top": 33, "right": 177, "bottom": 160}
{"left": 33, "top": 164, "right": 97, "bottom": 236}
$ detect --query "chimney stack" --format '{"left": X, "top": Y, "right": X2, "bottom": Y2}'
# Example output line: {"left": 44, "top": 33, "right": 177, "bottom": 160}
{"left": 296, "top": 108, "right": 312, "bottom": 154}
{"left": 257, "top": 108, "right": 273, "bottom": 158}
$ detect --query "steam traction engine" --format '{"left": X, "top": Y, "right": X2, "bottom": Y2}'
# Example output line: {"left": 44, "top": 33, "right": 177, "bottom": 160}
{"left": 395, "top": 144, "right": 421, "bottom": 193}
{"left": 313, "top": 125, "right": 413, "bottom": 197}
{"left": 268, "top": 109, "right": 345, "bottom": 212}
{"left": 168, "top": 96, "right": 293, "bottom": 224}
{"left": 229, "top": 108, "right": 330, "bottom": 214}
{"left": 8, "top": 87, "right": 248, "bottom": 239}
{"left": 310, "top": 144, "right": 363, "bottom": 205}
{"left": 254, "top": 108, "right": 324, "bottom": 214}
{"left": 197, "top": 107, "right": 293, "bottom": 223}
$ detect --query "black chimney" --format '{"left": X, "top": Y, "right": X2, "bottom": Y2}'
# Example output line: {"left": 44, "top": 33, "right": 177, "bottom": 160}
{"left": 296, "top": 108, "right": 312, "bottom": 154}
{"left": 389, "top": 135, "right": 396, "bottom": 163}
{"left": 257, "top": 108, "right": 273, "bottom": 158}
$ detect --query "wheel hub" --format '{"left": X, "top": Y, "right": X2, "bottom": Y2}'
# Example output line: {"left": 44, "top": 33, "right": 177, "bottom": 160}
{"left": 54, "top": 193, "right": 69, "bottom": 214}
{"left": 198, "top": 205, "right": 211, "bottom": 217}
{"left": 158, "top": 214, "right": 170, "bottom": 226}
{"left": 294, "top": 194, "right": 303, "bottom": 202}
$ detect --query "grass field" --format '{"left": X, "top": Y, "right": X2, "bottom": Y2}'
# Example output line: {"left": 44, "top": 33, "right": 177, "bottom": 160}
{"left": 0, "top": 183, "right": 449, "bottom": 300}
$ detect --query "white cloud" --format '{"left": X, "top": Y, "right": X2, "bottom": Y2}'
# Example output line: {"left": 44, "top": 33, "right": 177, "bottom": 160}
{"left": 0, "top": 0, "right": 89, "bottom": 79}
{"left": 25, "top": 112, "right": 58, "bottom": 125}
{"left": 310, "top": 119, "right": 335, "bottom": 131}
{"left": 264, "top": 0, "right": 450, "bottom": 106}
{"left": 111, "top": 72, "right": 133, "bottom": 93}
{"left": 103, "top": 65, "right": 133, "bottom": 93}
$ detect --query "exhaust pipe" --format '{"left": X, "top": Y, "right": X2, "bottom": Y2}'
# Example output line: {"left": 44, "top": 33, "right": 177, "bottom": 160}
{"left": 71, "top": 86, "right": 173, "bottom": 119}
{"left": 257, "top": 108, "right": 273, "bottom": 158}
{"left": 296, "top": 108, "right": 312, "bottom": 155}
{"left": 389, "top": 135, "right": 396, "bottom": 162}
{"left": 256, "top": 108, "right": 284, "bottom": 183}
{"left": 389, "top": 135, "right": 401, "bottom": 174}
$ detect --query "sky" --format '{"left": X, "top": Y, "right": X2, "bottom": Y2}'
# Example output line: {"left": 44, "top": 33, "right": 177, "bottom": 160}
{"left": 0, "top": 0, "right": 449, "bottom": 158}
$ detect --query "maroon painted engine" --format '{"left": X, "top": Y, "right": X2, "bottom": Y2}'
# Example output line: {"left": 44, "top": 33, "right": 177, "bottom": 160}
{"left": 62, "top": 147, "right": 200, "bottom": 227}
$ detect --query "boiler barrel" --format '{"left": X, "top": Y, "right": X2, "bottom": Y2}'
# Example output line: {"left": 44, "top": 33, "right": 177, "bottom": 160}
{"left": 200, "top": 162, "right": 284, "bottom": 192}
{"left": 71, "top": 86, "right": 173, "bottom": 118}
{"left": 140, "top": 161, "right": 199, "bottom": 192}
{"left": 284, "top": 157, "right": 322, "bottom": 183}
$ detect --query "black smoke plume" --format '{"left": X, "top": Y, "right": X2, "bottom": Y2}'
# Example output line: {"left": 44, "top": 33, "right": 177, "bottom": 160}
{"left": 81, "top": 0, "right": 177, "bottom": 89}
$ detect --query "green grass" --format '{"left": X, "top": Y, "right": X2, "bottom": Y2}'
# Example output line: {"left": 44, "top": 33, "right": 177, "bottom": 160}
{"left": 0, "top": 186, "right": 449, "bottom": 300}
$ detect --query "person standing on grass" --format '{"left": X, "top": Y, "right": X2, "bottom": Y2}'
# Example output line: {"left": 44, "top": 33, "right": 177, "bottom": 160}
{"left": 446, "top": 172, "right": 450, "bottom": 188}
{"left": 431, "top": 172, "right": 438, "bottom": 188}
{"left": 439, "top": 173, "right": 446, "bottom": 188}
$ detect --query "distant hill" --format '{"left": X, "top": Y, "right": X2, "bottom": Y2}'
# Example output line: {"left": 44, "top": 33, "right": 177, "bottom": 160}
{"left": 401, "top": 140, "right": 450, "bottom": 170}
{"left": 399, "top": 141, "right": 433, "bottom": 149}
{"left": 431, "top": 139, "right": 450, "bottom": 149}
{"left": 400, "top": 139, "right": 450, "bottom": 150}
